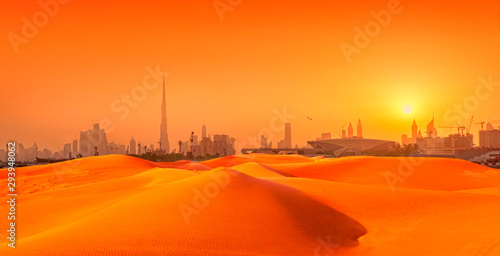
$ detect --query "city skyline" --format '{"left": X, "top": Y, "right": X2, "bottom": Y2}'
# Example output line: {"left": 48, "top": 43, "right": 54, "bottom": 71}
{"left": 2, "top": 0, "right": 500, "bottom": 153}
{"left": 4, "top": 111, "right": 500, "bottom": 156}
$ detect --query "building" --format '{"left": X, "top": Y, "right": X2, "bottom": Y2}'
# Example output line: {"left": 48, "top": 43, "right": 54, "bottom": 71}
{"left": 308, "top": 120, "right": 397, "bottom": 156}
{"left": 200, "top": 137, "right": 213, "bottom": 156}
{"left": 426, "top": 115, "right": 438, "bottom": 138}
{"left": 79, "top": 123, "right": 109, "bottom": 157}
{"left": 159, "top": 75, "right": 170, "bottom": 153}
{"left": 278, "top": 122, "right": 292, "bottom": 149}
{"left": 416, "top": 133, "right": 473, "bottom": 155}
{"left": 411, "top": 119, "right": 418, "bottom": 142}
{"left": 180, "top": 140, "right": 190, "bottom": 155}
{"left": 479, "top": 128, "right": 500, "bottom": 148}
{"left": 402, "top": 119, "right": 422, "bottom": 145}
{"left": 414, "top": 117, "right": 473, "bottom": 155}
{"left": 444, "top": 134, "right": 473, "bottom": 150}
{"left": 347, "top": 122, "right": 354, "bottom": 138}
{"left": 41, "top": 148, "right": 52, "bottom": 159}
{"left": 63, "top": 143, "right": 72, "bottom": 159}
{"left": 308, "top": 137, "right": 398, "bottom": 156}
{"left": 72, "top": 140, "right": 78, "bottom": 156}
{"left": 261, "top": 135, "right": 268, "bottom": 149}
{"left": 212, "top": 134, "right": 236, "bottom": 156}
{"left": 119, "top": 145, "right": 126, "bottom": 154}
{"left": 130, "top": 138, "right": 137, "bottom": 155}
{"left": 285, "top": 122, "right": 291, "bottom": 147}
{"left": 316, "top": 133, "right": 331, "bottom": 141}
{"left": 357, "top": 119, "right": 363, "bottom": 138}
{"left": 202, "top": 123, "right": 207, "bottom": 139}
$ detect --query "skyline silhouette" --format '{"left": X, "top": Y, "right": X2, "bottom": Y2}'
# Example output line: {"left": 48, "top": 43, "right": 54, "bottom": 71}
{"left": 2, "top": 0, "right": 500, "bottom": 152}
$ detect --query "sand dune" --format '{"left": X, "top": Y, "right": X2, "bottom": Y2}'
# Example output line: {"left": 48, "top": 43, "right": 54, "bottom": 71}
{"left": 199, "top": 154, "right": 317, "bottom": 168}
{"left": 0, "top": 154, "right": 164, "bottom": 195}
{"left": 1, "top": 154, "right": 499, "bottom": 255}
{"left": 1, "top": 166, "right": 366, "bottom": 255}
{"left": 267, "top": 177, "right": 500, "bottom": 255}
{"left": 266, "top": 156, "right": 500, "bottom": 191}
{"left": 158, "top": 160, "right": 212, "bottom": 170}
{"left": 230, "top": 162, "right": 292, "bottom": 177}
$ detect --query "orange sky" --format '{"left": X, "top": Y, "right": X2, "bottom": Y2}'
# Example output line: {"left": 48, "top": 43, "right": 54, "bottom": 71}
{"left": 1, "top": 0, "right": 500, "bottom": 152}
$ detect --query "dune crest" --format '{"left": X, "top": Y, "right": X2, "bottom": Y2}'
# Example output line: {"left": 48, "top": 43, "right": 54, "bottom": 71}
{"left": 268, "top": 156, "right": 500, "bottom": 191}
{"left": 199, "top": 154, "right": 315, "bottom": 168}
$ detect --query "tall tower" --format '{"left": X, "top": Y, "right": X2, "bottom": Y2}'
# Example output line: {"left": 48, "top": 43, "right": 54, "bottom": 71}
{"left": 202, "top": 122, "right": 207, "bottom": 139}
{"left": 426, "top": 114, "right": 436, "bottom": 138}
{"left": 348, "top": 122, "right": 353, "bottom": 138}
{"left": 411, "top": 119, "right": 418, "bottom": 142}
{"left": 357, "top": 119, "right": 363, "bottom": 138}
{"left": 130, "top": 138, "right": 136, "bottom": 155}
{"left": 284, "top": 122, "right": 292, "bottom": 148}
{"left": 160, "top": 75, "right": 170, "bottom": 153}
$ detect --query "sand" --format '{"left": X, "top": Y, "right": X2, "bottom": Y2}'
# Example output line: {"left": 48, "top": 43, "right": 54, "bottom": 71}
{"left": 1, "top": 154, "right": 499, "bottom": 255}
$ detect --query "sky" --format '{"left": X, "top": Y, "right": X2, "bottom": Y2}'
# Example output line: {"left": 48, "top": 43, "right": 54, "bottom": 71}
{"left": 1, "top": 0, "right": 500, "bottom": 152}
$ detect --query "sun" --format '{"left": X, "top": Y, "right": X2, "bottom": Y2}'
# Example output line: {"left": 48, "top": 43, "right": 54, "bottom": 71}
{"left": 403, "top": 105, "right": 413, "bottom": 114}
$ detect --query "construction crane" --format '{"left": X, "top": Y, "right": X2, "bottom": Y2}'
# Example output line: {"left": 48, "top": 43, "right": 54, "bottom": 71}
{"left": 439, "top": 125, "right": 466, "bottom": 135}
{"left": 467, "top": 116, "right": 474, "bottom": 135}
{"left": 475, "top": 122, "right": 486, "bottom": 131}
{"left": 340, "top": 121, "right": 348, "bottom": 138}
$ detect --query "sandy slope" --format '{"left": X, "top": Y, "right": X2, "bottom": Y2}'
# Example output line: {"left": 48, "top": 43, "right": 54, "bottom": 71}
{"left": 267, "top": 177, "right": 500, "bottom": 256}
{"left": 1, "top": 154, "right": 499, "bottom": 255}
{"left": 158, "top": 160, "right": 212, "bottom": 171}
{"left": 266, "top": 156, "right": 500, "bottom": 191}
{"left": 199, "top": 154, "right": 317, "bottom": 168}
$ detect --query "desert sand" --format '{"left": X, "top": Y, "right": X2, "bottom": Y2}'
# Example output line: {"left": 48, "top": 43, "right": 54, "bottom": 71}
{"left": 1, "top": 154, "right": 500, "bottom": 255}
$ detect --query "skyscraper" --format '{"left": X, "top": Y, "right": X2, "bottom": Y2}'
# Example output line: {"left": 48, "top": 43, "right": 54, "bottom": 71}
{"left": 159, "top": 75, "right": 170, "bottom": 153}
{"left": 79, "top": 123, "right": 108, "bottom": 157}
{"left": 63, "top": 143, "right": 71, "bottom": 158}
{"left": 411, "top": 119, "right": 418, "bottom": 142}
{"left": 348, "top": 122, "right": 354, "bottom": 138}
{"left": 72, "top": 140, "right": 78, "bottom": 155}
{"left": 426, "top": 115, "right": 437, "bottom": 138}
{"left": 277, "top": 123, "right": 292, "bottom": 149}
{"left": 202, "top": 123, "right": 207, "bottom": 139}
{"left": 357, "top": 119, "right": 363, "bottom": 138}
{"left": 284, "top": 122, "right": 292, "bottom": 148}
{"left": 261, "top": 135, "right": 268, "bottom": 149}
{"left": 130, "top": 138, "right": 136, "bottom": 155}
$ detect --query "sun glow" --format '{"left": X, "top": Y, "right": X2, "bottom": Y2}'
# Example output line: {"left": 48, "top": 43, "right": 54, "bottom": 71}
{"left": 403, "top": 105, "right": 413, "bottom": 114}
